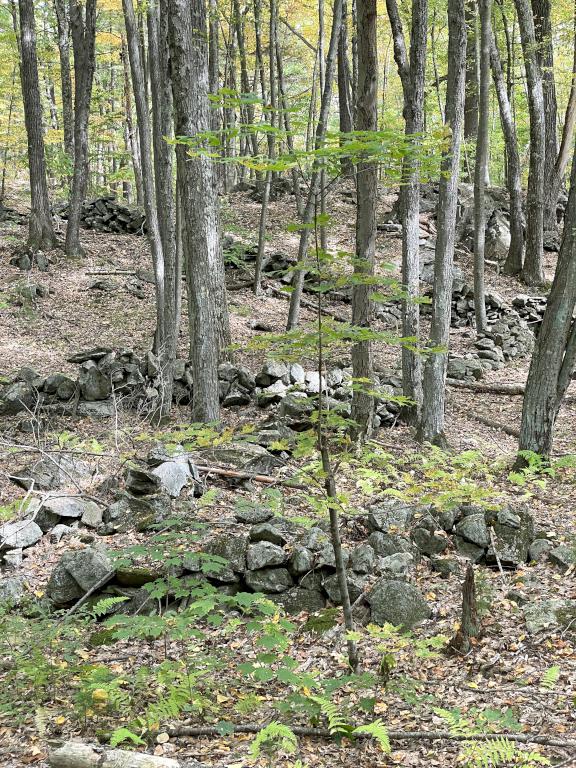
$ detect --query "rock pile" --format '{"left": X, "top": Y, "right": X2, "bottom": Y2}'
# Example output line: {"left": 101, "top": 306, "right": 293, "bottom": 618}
{"left": 511, "top": 295, "right": 547, "bottom": 333}
{"left": 55, "top": 196, "right": 146, "bottom": 235}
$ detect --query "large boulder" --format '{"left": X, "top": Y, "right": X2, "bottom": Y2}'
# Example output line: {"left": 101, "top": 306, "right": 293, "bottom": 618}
{"left": 151, "top": 459, "right": 193, "bottom": 498}
{"left": 37, "top": 495, "right": 104, "bottom": 531}
{"left": 46, "top": 547, "right": 113, "bottom": 606}
{"left": 455, "top": 514, "right": 490, "bottom": 549}
{"left": 0, "top": 519, "right": 43, "bottom": 551}
{"left": 272, "top": 586, "right": 325, "bottom": 614}
{"left": 245, "top": 567, "right": 293, "bottom": 593}
{"left": 198, "top": 442, "right": 283, "bottom": 475}
{"left": 367, "top": 502, "right": 418, "bottom": 533}
{"left": 0, "top": 381, "right": 37, "bottom": 416}
{"left": 9, "top": 456, "right": 92, "bottom": 491}
{"left": 0, "top": 576, "right": 26, "bottom": 606}
{"left": 78, "top": 360, "right": 111, "bottom": 401}
{"left": 548, "top": 545, "right": 576, "bottom": 573}
{"left": 205, "top": 534, "right": 249, "bottom": 573}
{"left": 322, "top": 572, "right": 366, "bottom": 604}
{"left": 246, "top": 542, "right": 287, "bottom": 570}
{"left": 486, "top": 506, "right": 534, "bottom": 568}
{"left": 523, "top": 599, "right": 576, "bottom": 634}
{"left": 367, "top": 579, "right": 431, "bottom": 628}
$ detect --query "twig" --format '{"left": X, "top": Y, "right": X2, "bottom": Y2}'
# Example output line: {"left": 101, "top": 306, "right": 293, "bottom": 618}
{"left": 194, "top": 464, "right": 306, "bottom": 489}
{"left": 57, "top": 571, "right": 116, "bottom": 623}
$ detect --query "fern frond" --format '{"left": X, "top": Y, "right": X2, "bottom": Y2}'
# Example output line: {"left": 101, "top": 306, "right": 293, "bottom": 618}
{"left": 308, "top": 695, "right": 350, "bottom": 736}
{"left": 352, "top": 719, "right": 391, "bottom": 753}
{"left": 91, "top": 596, "right": 129, "bottom": 617}
{"left": 249, "top": 722, "right": 298, "bottom": 758}
{"left": 540, "top": 665, "right": 560, "bottom": 690}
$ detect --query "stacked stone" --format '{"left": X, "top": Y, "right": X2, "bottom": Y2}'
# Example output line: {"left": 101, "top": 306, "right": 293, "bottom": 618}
{"left": 55, "top": 196, "right": 146, "bottom": 235}
{"left": 511, "top": 295, "right": 547, "bottom": 334}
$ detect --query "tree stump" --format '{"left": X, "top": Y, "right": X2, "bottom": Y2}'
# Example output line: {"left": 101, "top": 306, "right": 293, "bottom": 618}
{"left": 447, "top": 563, "right": 480, "bottom": 655}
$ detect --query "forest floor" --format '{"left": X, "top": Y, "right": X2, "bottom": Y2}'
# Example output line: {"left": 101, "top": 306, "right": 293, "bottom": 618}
{"left": 0, "top": 184, "right": 575, "bottom": 768}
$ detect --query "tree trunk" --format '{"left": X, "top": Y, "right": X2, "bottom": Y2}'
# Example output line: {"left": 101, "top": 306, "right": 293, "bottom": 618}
{"left": 489, "top": 30, "right": 524, "bottom": 275}
{"left": 167, "top": 0, "right": 230, "bottom": 422}
{"left": 276, "top": 34, "right": 303, "bottom": 216}
{"left": 464, "top": 0, "right": 478, "bottom": 143}
{"left": 531, "top": 0, "right": 558, "bottom": 233}
{"left": 65, "top": 0, "right": 97, "bottom": 259}
{"left": 518, "top": 150, "right": 576, "bottom": 458}
{"left": 286, "top": 0, "right": 344, "bottom": 330}
{"left": 121, "top": 35, "right": 144, "bottom": 206}
{"left": 49, "top": 741, "right": 192, "bottom": 768}
{"left": 123, "top": 0, "right": 166, "bottom": 351}
{"left": 350, "top": 0, "right": 377, "bottom": 441}
{"left": 514, "top": 0, "right": 545, "bottom": 286}
{"left": 338, "top": 0, "right": 354, "bottom": 176}
{"left": 472, "top": 0, "right": 491, "bottom": 333}
{"left": 417, "top": 0, "right": 466, "bottom": 446}
{"left": 18, "top": 0, "right": 59, "bottom": 253}
{"left": 149, "top": 0, "right": 179, "bottom": 420}
{"left": 385, "top": 0, "right": 427, "bottom": 424}
{"left": 53, "top": 0, "right": 74, "bottom": 161}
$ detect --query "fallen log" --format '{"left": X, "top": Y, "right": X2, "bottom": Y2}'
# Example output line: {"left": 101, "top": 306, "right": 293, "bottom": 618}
{"left": 471, "top": 414, "right": 520, "bottom": 438}
{"left": 194, "top": 464, "right": 306, "bottom": 489}
{"left": 49, "top": 742, "right": 203, "bottom": 768}
{"left": 446, "top": 378, "right": 525, "bottom": 395}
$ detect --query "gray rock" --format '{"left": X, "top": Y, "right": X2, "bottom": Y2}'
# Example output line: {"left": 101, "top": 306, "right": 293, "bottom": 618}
{"left": 368, "top": 531, "right": 414, "bottom": 558}
{"left": 412, "top": 527, "right": 448, "bottom": 556}
{"left": 430, "top": 556, "right": 460, "bottom": 578}
{"left": 368, "top": 502, "right": 416, "bottom": 533}
{"left": 528, "top": 538, "right": 554, "bottom": 562}
{"left": 9, "top": 457, "right": 91, "bottom": 491}
{"left": 245, "top": 567, "right": 293, "bottom": 593}
{"left": 81, "top": 503, "right": 104, "bottom": 528}
{"left": 455, "top": 514, "right": 490, "bottom": 548}
{"left": 350, "top": 543, "right": 376, "bottom": 574}
{"left": 50, "top": 524, "right": 76, "bottom": 543}
{"left": 234, "top": 506, "right": 274, "bottom": 524}
{"left": 199, "top": 442, "right": 281, "bottom": 474}
{"left": 67, "top": 347, "right": 113, "bottom": 364}
{"left": 182, "top": 552, "right": 238, "bottom": 583}
{"left": 453, "top": 536, "right": 485, "bottom": 563}
{"left": 256, "top": 361, "right": 289, "bottom": 387}
{"left": 151, "top": 459, "right": 192, "bottom": 498}
{"left": 78, "top": 360, "right": 111, "bottom": 401}
{"left": 378, "top": 552, "right": 415, "bottom": 578}
{"left": 257, "top": 379, "right": 288, "bottom": 406}
{"left": 123, "top": 491, "right": 172, "bottom": 532}
{"left": 316, "top": 543, "right": 350, "bottom": 569}
{"left": 0, "top": 381, "right": 37, "bottom": 416}
{"left": 2, "top": 548, "right": 23, "bottom": 568}
{"left": 206, "top": 534, "right": 249, "bottom": 572}
{"left": 289, "top": 363, "right": 305, "bottom": 384}
{"left": 304, "top": 371, "right": 325, "bottom": 394}
{"left": 272, "top": 586, "right": 325, "bottom": 614}
{"left": 299, "top": 527, "right": 329, "bottom": 552}
{"left": 247, "top": 541, "right": 287, "bottom": 569}
{"left": 125, "top": 467, "right": 162, "bottom": 496}
{"left": 290, "top": 545, "right": 315, "bottom": 575}
{"left": 0, "top": 520, "right": 43, "bottom": 551}
{"left": 44, "top": 373, "right": 76, "bottom": 400}
{"left": 278, "top": 392, "right": 314, "bottom": 424}
{"left": 0, "top": 576, "right": 26, "bottom": 606}
{"left": 548, "top": 545, "right": 576, "bottom": 572}
{"left": 367, "top": 579, "right": 431, "bottom": 628}
{"left": 486, "top": 506, "right": 534, "bottom": 567}
{"left": 222, "top": 387, "right": 251, "bottom": 407}
{"left": 523, "top": 599, "right": 576, "bottom": 634}
{"left": 47, "top": 547, "right": 113, "bottom": 605}
{"left": 322, "top": 572, "right": 366, "bottom": 604}
{"left": 249, "top": 523, "right": 287, "bottom": 546}
{"left": 76, "top": 400, "right": 116, "bottom": 418}
{"left": 39, "top": 495, "right": 103, "bottom": 523}
{"left": 299, "top": 570, "right": 324, "bottom": 591}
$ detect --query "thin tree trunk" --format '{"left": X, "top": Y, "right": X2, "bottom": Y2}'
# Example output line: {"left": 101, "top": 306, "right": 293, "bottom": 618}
{"left": 149, "top": 0, "right": 179, "bottom": 419}
{"left": 464, "top": 0, "right": 478, "bottom": 143}
{"left": 0, "top": 65, "right": 18, "bottom": 201}
{"left": 121, "top": 35, "right": 144, "bottom": 206}
{"left": 338, "top": 0, "right": 354, "bottom": 176}
{"left": 514, "top": 0, "right": 545, "bottom": 286}
{"left": 350, "top": 0, "right": 378, "bottom": 441}
{"left": 286, "top": 0, "right": 344, "bottom": 330}
{"left": 489, "top": 30, "right": 525, "bottom": 275}
{"left": 65, "top": 0, "right": 97, "bottom": 259}
{"left": 54, "top": 0, "right": 74, "bottom": 161}
{"left": 122, "top": 0, "right": 166, "bottom": 350}
{"left": 386, "top": 0, "right": 427, "bottom": 423}
{"left": 167, "top": 0, "right": 230, "bottom": 421}
{"left": 18, "top": 0, "right": 59, "bottom": 253}
{"left": 276, "top": 34, "right": 303, "bottom": 216}
{"left": 417, "top": 0, "right": 466, "bottom": 446}
{"left": 473, "top": 0, "right": 491, "bottom": 333}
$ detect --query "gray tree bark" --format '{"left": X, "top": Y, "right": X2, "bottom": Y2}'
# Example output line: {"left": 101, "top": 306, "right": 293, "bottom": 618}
{"left": 514, "top": 0, "right": 545, "bottom": 286}
{"left": 167, "top": 0, "right": 230, "bottom": 422}
{"left": 417, "top": 0, "right": 466, "bottom": 446}
{"left": 65, "top": 0, "right": 97, "bottom": 259}
{"left": 473, "top": 0, "right": 491, "bottom": 333}
{"left": 385, "top": 0, "right": 427, "bottom": 424}
{"left": 53, "top": 0, "right": 74, "bottom": 160}
{"left": 518, "top": 149, "right": 576, "bottom": 458}
{"left": 350, "top": 0, "right": 378, "bottom": 440}
{"left": 489, "top": 31, "right": 525, "bottom": 275}
{"left": 464, "top": 0, "right": 478, "bottom": 143}
{"left": 18, "top": 0, "right": 59, "bottom": 253}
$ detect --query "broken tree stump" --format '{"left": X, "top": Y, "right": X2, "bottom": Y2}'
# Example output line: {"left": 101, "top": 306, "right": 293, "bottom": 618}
{"left": 447, "top": 564, "right": 480, "bottom": 655}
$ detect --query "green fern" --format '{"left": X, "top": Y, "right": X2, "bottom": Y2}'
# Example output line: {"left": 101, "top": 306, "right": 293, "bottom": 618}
{"left": 351, "top": 719, "right": 391, "bottom": 753}
{"left": 539, "top": 665, "right": 560, "bottom": 690}
{"left": 91, "top": 596, "right": 129, "bottom": 618}
{"left": 249, "top": 722, "right": 298, "bottom": 759}
{"left": 461, "top": 738, "right": 550, "bottom": 767}
{"left": 109, "top": 727, "right": 146, "bottom": 747}
{"left": 308, "top": 695, "right": 350, "bottom": 736}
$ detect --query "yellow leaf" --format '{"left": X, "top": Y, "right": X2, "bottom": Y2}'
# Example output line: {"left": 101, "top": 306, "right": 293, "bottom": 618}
{"left": 34, "top": 591, "right": 44, "bottom": 598}
{"left": 216, "top": 694, "right": 230, "bottom": 703}
{"left": 54, "top": 716, "right": 66, "bottom": 726}
{"left": 91, "top": 689, "right": 108, "bottom": 704}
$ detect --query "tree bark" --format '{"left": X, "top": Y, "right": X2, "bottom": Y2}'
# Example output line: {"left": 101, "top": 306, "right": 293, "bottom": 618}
{"left": 489, "top": 30, "right": 525, "bottom": 275}
{"left": 286, "top": 0, "right": 344, "bottom": 330}
{"left": 464, "top": 0, "right": 478, "bottom": 143}
{"left": 472, "top": 0, "right": 491, "bottom": 333}
{"left": 53, "top": 0, "right": 74, "bottom": 161}
{"left": 65, "top": 0, "right": 97, "bottom": 259}
{"left": 123, "top": 0, "right": 166, "bottom": 352}
{"left": 167, "top": 0, "right": 230, "bottom": 422}
{"left": 350, "top": 0, "right": 378, "bottom": 441}
{"left": 514, "top": 0, "right": 545, "bottom": 286}
{"left": 531, "top": 0, "right": 558, "bottom": 233}
{"left": 417, "top": 0, "right": 466, "bottom": 446}
{"left": 385, "top": 0, "right": 427, "bottom": 423}
{"left": 338, "top": 0, "right": 354, "bottom": 176}
{"left": 518, "top": 149, "right": 576, "bottom": 458}
{"left": 18, "top": 0, "right": 59, "bottom": 253}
